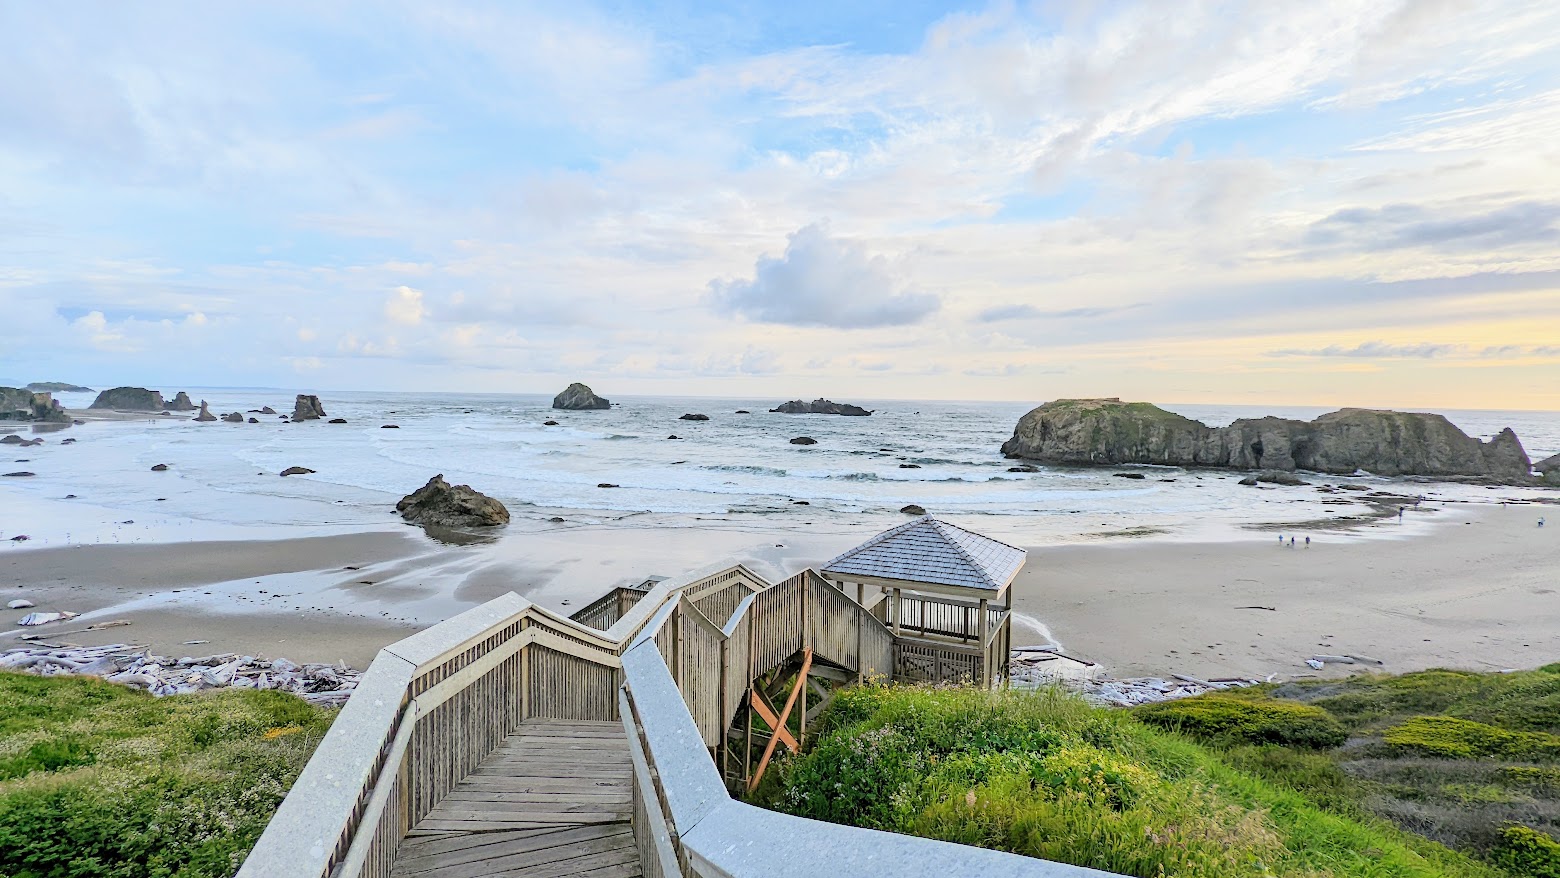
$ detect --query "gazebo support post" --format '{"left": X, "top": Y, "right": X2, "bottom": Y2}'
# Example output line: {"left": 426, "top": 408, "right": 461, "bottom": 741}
{"left": 855, "top": 582, "right": 865, "bottom": 683}
{"left": 892, "top": 588, "right": 902, "bottom": 636}
{"left": 978, "top": 597, "right": 989, "bottom": 687}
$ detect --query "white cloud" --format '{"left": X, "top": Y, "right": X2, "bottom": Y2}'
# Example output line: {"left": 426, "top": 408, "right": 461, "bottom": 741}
{"left": 385, "top": 285, "right": 426, "bottom": 325}
{"left": 708, "top": 224, "right": 939, "bottom": 328}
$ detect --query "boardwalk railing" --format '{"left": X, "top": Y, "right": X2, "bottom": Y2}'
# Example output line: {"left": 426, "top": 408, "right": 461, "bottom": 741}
{"left": 240, "top": 561, "right": 1109, "bottom": 878}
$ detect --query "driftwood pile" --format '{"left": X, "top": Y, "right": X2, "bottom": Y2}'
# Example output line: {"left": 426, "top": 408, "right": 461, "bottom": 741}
{"left": 1076, "top": 675, "right": 1261, "bottom": 707}
{"left": 0, "top": 643, "right": 361, "bottom": 706}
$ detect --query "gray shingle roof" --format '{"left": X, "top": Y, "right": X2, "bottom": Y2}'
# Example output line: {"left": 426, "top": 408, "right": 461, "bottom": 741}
{"left": 822, "top": 517, "right": 1027, "bottom": 592}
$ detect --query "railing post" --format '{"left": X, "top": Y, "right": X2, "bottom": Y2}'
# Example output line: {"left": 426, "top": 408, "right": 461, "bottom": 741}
{"left": 978, "top": 598, "right": 989, "bottom": 688}
{"left": 854, "top": 582, "right": 865, "bottom": 684}
{"left": 718, "top": 631, "right": 730, "bottom": 780}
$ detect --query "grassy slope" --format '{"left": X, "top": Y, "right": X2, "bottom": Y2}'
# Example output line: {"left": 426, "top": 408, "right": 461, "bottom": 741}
{"left": 758, "top": 684, "right": 1497, "bottom": 878}
{"left": 0, "top": 672, "right": 332, "bottom": 878}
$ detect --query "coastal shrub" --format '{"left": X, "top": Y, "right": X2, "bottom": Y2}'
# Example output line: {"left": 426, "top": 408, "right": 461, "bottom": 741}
{"left": 1292, "top": 665, "right": 1560, "bottom": 734}
{"left": 760, "top": 684, "right": 1497, "bottom": 878}
{"left": 1491, "top": 825, "right": 1560, "bottom": 878}
{"left": 1383, "top": 716, "right": 1560, "bottom": 761}
{"left": 0, "top": 671, "right": 332, "bottom": 878}
{"left": 1132, "top": 692, "right": 1348, "bottom": 749}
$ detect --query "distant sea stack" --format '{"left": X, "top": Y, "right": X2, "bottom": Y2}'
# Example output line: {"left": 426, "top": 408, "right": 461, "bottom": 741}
{"left": 26, "top": 382, "right": 92, "bottom": 393}
{"left": 553, "top": 383, "right": 610, "bottom": 410}
{"left": 771, "top": 398, "right": 872, "bottom": 416}
{"left": 1001, "top": 398, "right": 1533, "bottom": 480}
{"left": 292, "top": 394, "right": 328, "bottom": 421}
{"left": 0, "top": 387, "right": 68, "bottom": 423}
{"left": 89, "top": 387, "right": 165, "bottom": 411}
{"left": 165, "top": 391, "right": 197, "bottom": 412}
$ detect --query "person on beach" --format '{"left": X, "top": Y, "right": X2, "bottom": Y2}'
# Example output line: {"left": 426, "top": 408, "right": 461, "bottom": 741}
{"left": 1305, "top": 536, "right": 1310, "bottom": 548}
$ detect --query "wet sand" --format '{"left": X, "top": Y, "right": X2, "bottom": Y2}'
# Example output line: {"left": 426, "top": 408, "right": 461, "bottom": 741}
{"left": 1011, "top": 504, "right": 1560, "bottom": 681}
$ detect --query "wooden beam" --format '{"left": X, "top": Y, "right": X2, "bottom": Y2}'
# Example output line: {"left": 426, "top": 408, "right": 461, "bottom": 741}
{"left": 748, "top": 648, "right": 812, "bottom": 792}
{"left": 748, "top": 690, "right": 798, "bottom": 753}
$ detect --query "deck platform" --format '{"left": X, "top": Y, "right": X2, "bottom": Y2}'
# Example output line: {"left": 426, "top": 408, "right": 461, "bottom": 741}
{"left": 389, "top": 719, "right": 640, "bottom": 878}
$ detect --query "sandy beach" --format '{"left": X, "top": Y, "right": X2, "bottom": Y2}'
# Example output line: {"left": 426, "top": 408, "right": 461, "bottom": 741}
{"left": 1011, "top": 503, "right": 1560, "bottom": 681}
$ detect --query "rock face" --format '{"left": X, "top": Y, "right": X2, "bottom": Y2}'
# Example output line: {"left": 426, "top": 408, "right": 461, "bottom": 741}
{"left": 0, "top": 387, "right": 68, "bottom": 422}
{"left": 292, "top": 395, "right": 328, "bottom": 421}
{"left": 553, "top": 383, "right": 610, "bottom": 410}
{"left": 397, "top": 475, "right": 510, "bottom": 527}
{"left": 26, "top": 382, "right": 92, "bottom": 393}
{"left": 89, "top": 387, "right": 165, "bottom": 411}
{"left": 194, "top": 401, "right": 217, "bottom": 422}
{"left": 166, "top": 391, "right": 196, "bottom": 411}
{"left": 1538, "top": 453, "right": 1560, "bottom": 487}
{"left": 1001, "top": 399, "right": 1534, "bottom": 480}
{"left": 771, "top": 399, "right": 872, "bottom": 416}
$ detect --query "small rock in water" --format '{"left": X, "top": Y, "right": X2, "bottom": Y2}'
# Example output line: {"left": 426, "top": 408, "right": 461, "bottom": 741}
{"left": 151, "top": 463, "right": 170, "bottom": 471}
{"left": 1112, "top": 472, "right": 1146, "bottom": 480}
{"left": 735, "top": 410, "right": 750, "bottom": 414}
{"left": 1008, "top": 464, "right": 1039, "bottom": 473}
{"left": 548, "top": 516, "right": 565, "bottom": 523}
{"left": 900, "top": 504, "right": 927, "bottom": 515}
{"left": 280, "top": 466, "right": 315, "bottom": 476}
{"left": 597, "top": 483, "right": 619, "bottom": 488}
{"left": 328, "top": 418, "right": 348, "bottom": 424}
{"left": 381, "top": 424, "right": 399, "bottom": 429}
{"left": 789, "top": 436, "right": 817, "bottom": 445}
{"left": 667, "top": 435, "right": 681, "bottom": 440}
{"left": 678, "top": 413, "right": 709, "bottom": 421}
{"left": 2, "top": 471, "right": 35, "bottom": 477}
{"left": 9, "top": 535, "right": 29, "bottom": 541}
{"left": 543, "top": 420, "right": 559, "bottom": 426}
{"left": 899, "top": 463, "right": 921, "bottom": 469}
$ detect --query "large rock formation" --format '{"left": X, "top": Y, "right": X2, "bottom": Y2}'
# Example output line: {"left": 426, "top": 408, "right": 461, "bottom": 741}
{"left": 26, "top": 382, "right": 92, "bottom": 393}
{"left": 553, "top": 383, "right": 610, "bottom": 410}
{"left": 1001, "top": 398, "right": 1533, "bottom": 480}
{"left": 194, "top": 401, "right": 217, "bottom": 422}
{"left": 396, "top": 475, "right": 510, "bottom": 528}
{"left": 771, "top": 399, "right": 872, "bottom": 416}
{"left": 292, "top": 394, "right": 327, "bottom": 421}
{"left": 1537, "top": 453, "right": 1560, "bottom": 487}
{"left": 0, "top": 387, "right": 68, "bottom": 422}
{"left": 89, "top": 387, "right": 164, "bottom": 411}
{"left": 166, "top": 391, "right": 196, "bottom": 411}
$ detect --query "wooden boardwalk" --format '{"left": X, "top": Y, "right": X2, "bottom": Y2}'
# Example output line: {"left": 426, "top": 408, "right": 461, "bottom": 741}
{"left": 389, "top": 719, "right": 640, "bottom": 878}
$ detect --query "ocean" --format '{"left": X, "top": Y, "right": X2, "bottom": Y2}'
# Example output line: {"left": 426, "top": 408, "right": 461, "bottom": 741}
{"left": 4, "top": 390, "right": 1557, "bottom": 550}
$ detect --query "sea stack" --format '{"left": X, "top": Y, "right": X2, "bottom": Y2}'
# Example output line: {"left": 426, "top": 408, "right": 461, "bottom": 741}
{"left": 1000, "top": 398, "right": 1533, "bottom": 480}
{"left": 0, "top": 387, "right": 69, "bottom": 423}
{"left": 396, "top": 475, "right": 510, "bottom": 527}
{"left": 88, "top": 387, "right": 165, "bottom": 411}
{"left": 194, "top": 400, "right": 217, "bottom": 422}
{"left": 292, "top": 394, "right": 328, "bottom": 421}
{"left": 166, "top": 391, "right": 197, "bottom": 412}
{"left": 771, "top": 399, "right": 872, "bottom": 416}
{"left": 553, "top": 383, "right": 610, "bottom": 410}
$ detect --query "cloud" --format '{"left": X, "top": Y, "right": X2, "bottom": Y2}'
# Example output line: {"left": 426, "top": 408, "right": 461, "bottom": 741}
{"left": 1307, "top": 201, "right": 1560, "bottom": 251}
{"left": 975, "top": 304, "right": 1139, "bottom": 323}
{"left": 708, "top": 224, "right": 939, "bottom": 328}
{"left": 1268, "top": 342, "right": 1560, "bottom": 360}
{"left": 385, "top": 286, "right": 426, "bottom": 325}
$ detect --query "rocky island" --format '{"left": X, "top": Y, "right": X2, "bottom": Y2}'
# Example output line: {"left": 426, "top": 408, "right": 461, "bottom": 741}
{"left": 1001, "top": 398, "right": 1534, "bottom": 480}
{"left": 25, "top": 382, "right": 93, "bottom": 393}
{"left": 89, "top": 387, "right": 165, "bottom": 411}
{"left": 553, "top": 382, "right": 610, "bottom": 410}
{"left": 292, "top": 394, "right": 328, "bottom": 421}
{"left": 771, "top": 398, "right": 872, "bottom": 416}
{"left": 165, "top": 391, "right": 197, "bottom": 412}
{"left": 396, "top": 475, "right": 510, "bottom": 527}
{"left": 0, "top": 387, "right": 69, "bottom": 422}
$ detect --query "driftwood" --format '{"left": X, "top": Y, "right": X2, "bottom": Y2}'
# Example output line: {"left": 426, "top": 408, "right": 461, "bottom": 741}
{"left": 0, "top": 643, "right": 361, "bottom": 705}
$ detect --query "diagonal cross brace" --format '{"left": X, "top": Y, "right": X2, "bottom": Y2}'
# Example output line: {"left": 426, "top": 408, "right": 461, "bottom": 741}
{"left": 748, "top": 648, "right": 812, "bottom": 792}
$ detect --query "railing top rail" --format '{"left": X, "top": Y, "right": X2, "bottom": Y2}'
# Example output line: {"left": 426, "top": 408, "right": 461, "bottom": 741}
{"left": 603, "top": 560, "right": 770, "bottom": 643}
{"left": 381, "top": 592, "right": 534, "bottom": 670}
{"left": 721, "top": 592, "right": 758, "bottom": 638}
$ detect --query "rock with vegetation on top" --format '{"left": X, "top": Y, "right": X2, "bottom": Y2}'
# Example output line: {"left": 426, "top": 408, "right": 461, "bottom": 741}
{"left": 89, "top": 387, "right": 165, "bottom": 411}
{"left": 552, "top": 382, "right": 610, "bottom": 410}
{"left": 292, "top": 394, "right": 327, "bottom": 421}
{"left": 396, "top": 475, "right": 510, "bottom": 527}
{"left": 0, "top": 387, "right": 68, "bottom": 423}
{"left": 194, "top": 401, "right": 217, "bottom": 422}
{"left": 1001, "top": 398, "right": 1534, "bottom": 480}
{"left": 165, "top": 391, "right": 196, "bottom": 411}
{"left": 25, "top": 382, "right": 92, "bottom": 393}
{"left": 771, "top": 398, "right": 872, "bottom": 416}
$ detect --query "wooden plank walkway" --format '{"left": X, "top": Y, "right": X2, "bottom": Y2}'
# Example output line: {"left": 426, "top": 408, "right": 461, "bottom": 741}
{"left": 390, "top": 719, "right": 640, "bottom": 878}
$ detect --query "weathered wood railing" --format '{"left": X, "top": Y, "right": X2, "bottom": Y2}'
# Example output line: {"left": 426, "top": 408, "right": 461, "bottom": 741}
{"left": 570, "top": 578, "right": 657, "bottom": 630}
{"left": 873, "top": 591, "right": 1007, "bottom": 643}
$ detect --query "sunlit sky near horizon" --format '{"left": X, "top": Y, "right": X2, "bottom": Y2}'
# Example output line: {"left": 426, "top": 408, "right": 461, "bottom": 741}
{"left": 2, "top": 1, "right": 1559, "bottom": 410}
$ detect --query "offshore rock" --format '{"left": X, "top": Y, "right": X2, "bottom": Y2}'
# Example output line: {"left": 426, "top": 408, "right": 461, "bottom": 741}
{"left": 789, "top": 436, "right": 817, "bottom": 445}
{"left": 292, "top": 395, "right": 328, "bottom": 421}
{"left": 771, "top": 398, "right": 872, "bottom": 416}
{"left": 679, "top": 413, "right": 709, "bottom": 421}
{"left": 194, "top": 401, "right": 217, "bottom": 422}
{"left": 1537, "top": 453, "right": 1560, "bottom": 487}
{"left": 552, "top": 383, "right": 610, "bottom": 410}
{"left": 221, "top": 412, "right": 244, "bottom": 423}
{"left": 1001, "top": 398, "right": 1533, "bottom": 480}
{"left": 166, "top": 391, "right": 197, "bottom": 411}
{"left": 25, "top": 382, "right": 92, "bottom": 393}
{"left": 89, "top": 387, "right": 165, "bottom": 411}
{"left": 0, "top": 387, "right": 68, "bottom": 422}
{"left": 397, "top": 475, "right": 510, "bottom": 528}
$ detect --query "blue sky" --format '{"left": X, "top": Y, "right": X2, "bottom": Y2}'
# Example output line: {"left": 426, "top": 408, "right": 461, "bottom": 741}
{"left": 2, "top": 0, "right": 1559, "bottom": 408}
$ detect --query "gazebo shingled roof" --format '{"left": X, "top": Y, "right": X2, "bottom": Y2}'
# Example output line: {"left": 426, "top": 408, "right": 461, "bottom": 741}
{"left": 822, "top": 516, "right": 1027, "bottom": 600}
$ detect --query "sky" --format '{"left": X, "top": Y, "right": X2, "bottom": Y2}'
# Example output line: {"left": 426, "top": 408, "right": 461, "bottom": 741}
{"left": 2, "top": 1, "right": 1559, "bottom": 409}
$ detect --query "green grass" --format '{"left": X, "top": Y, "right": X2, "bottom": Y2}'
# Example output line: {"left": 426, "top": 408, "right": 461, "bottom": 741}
{"left": 1133, "top": 691, "right": 1348, "bottom": 749}
{"left": 0, "top": 671, "right": 332, "bottom": 878}
{"left": 757, "top": 683, "right": 1498, "bottom": 878}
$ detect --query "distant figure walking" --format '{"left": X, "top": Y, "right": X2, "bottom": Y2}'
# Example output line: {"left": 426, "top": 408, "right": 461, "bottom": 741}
{"left": 1305, "top": 536, "right": 1311, "bottom": 548}
{"left": 1398, "top": 507, "right": 1405, "bottom": 521}
{"left": 1278, "top": 534, "right": 1284, "bottom": 545}
{"left": 1289, "top": 536, "right": 1296, "bottom": 548}
{"left": 1541, "top": 517, "right": 1547, "bottom": 528}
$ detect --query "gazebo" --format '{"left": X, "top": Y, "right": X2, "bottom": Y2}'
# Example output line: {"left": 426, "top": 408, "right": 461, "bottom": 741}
{"left": 822, "top": 516, "right": 1025, "bottom": 686}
